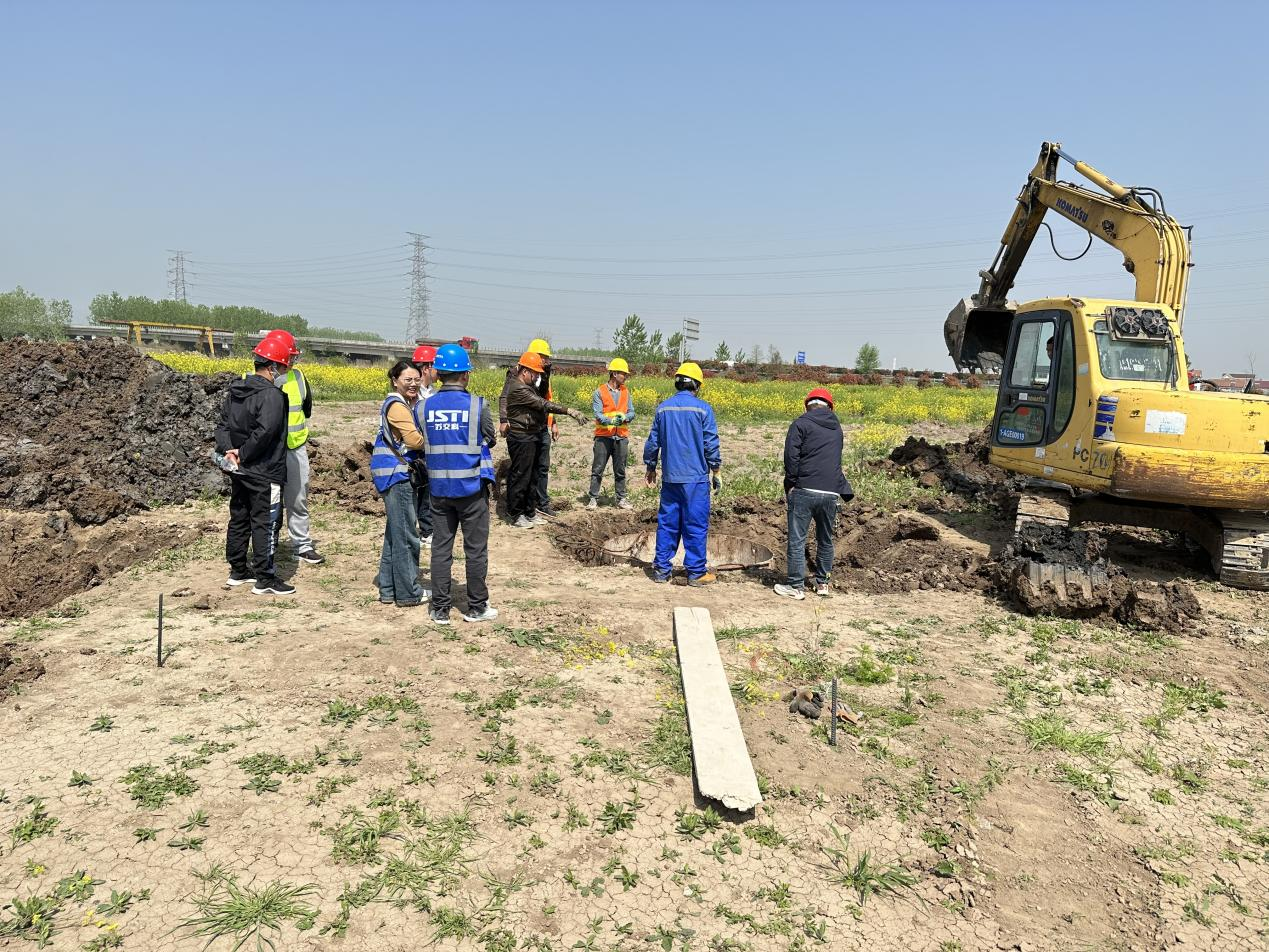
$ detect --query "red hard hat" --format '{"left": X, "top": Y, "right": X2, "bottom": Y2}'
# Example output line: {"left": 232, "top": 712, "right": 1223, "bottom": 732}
{"left": 805, "top": 388, "right": 834, "bottom": 408}
{"left": 412, "top": 345, "right": 437, "bottom": 364}
{"left": 253, "top": 334, "right": 294, "bottom": 364}
{"left": 264, "top": 329, "right": 300, "bottom": 356}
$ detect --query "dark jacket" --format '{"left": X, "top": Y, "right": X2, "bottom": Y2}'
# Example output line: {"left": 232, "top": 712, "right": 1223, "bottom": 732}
{"left": 505, "top": 375, "right": 572, "bottom": 436}
{"left": 214, "top": 374, "right": 288, "bottom": 484}
{"left": 783, "top": 406, "right": 854, "bottom": 500}
{"left": 498, "top": 365, "right": 554, "bottom": 424}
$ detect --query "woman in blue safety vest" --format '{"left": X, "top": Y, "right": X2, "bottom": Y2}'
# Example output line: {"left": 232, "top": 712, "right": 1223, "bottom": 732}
{"left": 370, "top": 360, "right": 428, "bottom": 607}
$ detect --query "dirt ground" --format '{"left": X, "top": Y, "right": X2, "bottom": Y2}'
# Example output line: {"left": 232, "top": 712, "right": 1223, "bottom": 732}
{"left": 1, "top": 405, "right": 1267, "bottom": 952}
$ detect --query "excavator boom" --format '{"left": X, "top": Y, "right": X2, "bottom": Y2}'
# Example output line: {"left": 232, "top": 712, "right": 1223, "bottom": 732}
{"left": 946, "top": 142, "right": 1191, "bottom": 371}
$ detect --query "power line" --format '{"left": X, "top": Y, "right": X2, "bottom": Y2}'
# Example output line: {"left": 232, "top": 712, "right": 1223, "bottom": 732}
{"left": 407, "top": 232, "right": 431, "bottom": 340}
{"left": 167, "top": 249, "right": 188, "bottom": 303}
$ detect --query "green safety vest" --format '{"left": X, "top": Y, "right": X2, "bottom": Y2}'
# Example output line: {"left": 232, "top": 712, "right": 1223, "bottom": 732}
{"left": 240, "top": 369, "right": 309, "bottom": 449}
{"left": 279, "top": 369, "right": 309, "bottom": 449}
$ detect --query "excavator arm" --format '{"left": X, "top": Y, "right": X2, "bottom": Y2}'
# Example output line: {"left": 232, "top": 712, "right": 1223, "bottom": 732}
{"left": 945, "top": 141, "right": 1192, "bottom": 371}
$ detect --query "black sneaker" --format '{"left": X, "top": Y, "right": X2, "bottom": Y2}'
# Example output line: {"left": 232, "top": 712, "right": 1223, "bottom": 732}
{"left": 297, "top": 549, "right": 326, "bottom": 565}
{"left": 226, "top": 570, "right": 252, "bottom": 587}
{"left": 429, "top": 608, "right": 452, "bottom": 626}
{"left": 252, "top": 578, "right": 296, "bottom": 596}
{"left": 536, "top": 507, "right": 558, "bottom": 520}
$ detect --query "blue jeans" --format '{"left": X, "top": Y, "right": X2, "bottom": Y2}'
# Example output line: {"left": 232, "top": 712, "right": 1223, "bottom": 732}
{"left": 786, "top": 488, "right": 838, "bottom": 589}
{"left": 534, "top": 428, "right": 553, "bottom": 510}
{"left": 655, "top": 481, "right": 710, "bottom": 578}
{"left": 377, "top": 480, "right": 424, "bottom": 605}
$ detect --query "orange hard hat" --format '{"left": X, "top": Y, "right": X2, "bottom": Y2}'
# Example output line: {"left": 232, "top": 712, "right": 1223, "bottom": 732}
{"left": 412, "top": 345, "right": 437, "bottom": 364}
{"left": 518, "top": 350, "right": 547, "bottom": 373}
{"left": 253, "top": 334, "right": 294, "bottom": 364}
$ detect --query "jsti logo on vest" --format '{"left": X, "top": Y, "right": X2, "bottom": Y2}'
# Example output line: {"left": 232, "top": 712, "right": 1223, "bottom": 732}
{"left": 427, "top": 408, "right": 470, "bottom": 431}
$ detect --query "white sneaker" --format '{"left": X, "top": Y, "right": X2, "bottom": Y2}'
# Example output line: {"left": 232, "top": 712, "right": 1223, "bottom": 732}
{"left": 773, "top": 584, "right": 805, "bottom": 601}
{"left": 616, "top": 498, "right": 633, "bottom": 510}
{"left": 513, "top": 515, "right": 535, "bottom": 528}
{"left": 585, "top": 497, "right": 599, "bottom": 510}
{"left": 462, "top": 606, "right": 498, "bottom": 623}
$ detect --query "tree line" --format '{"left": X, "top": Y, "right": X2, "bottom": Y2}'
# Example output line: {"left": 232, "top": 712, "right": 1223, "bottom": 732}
{"left": 605, "top": 314, "right": 884, "bottom": 372}
{"left": 0, "top": 288, "right": 385, "bottom": 344}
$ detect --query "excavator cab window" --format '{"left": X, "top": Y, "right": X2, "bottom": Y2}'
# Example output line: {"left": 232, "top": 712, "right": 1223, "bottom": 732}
{"left": 993, "top": 309, "right": 1077, "bottom": 447}
{"left": 1092, "top": 320, "right": 1173, "bottom": 382}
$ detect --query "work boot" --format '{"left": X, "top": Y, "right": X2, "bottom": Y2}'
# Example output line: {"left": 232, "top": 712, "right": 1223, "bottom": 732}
{"left": 650, "top": 568, "right": 671, "bottom": 584}
{"left": 616, "top": 498, "right": 633, "bottom": 510}
{"left": 774, "top": 583, "right": 805, "bottom": 601}
{"left": 687, "top": 572, "right": 717, "bottom": 587}
{"left": 585, "top": 496, "right": 599, "bottom": 510}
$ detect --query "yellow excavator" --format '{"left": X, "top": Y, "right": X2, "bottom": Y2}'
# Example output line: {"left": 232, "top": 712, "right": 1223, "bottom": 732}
{"left": 944, "top": 141, "right": 1269, "bottom": 590}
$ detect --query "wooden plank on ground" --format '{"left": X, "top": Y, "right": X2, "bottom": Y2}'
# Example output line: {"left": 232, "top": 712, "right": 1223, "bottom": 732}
{"left": 673, "top": 606, "right": 763, "bottom": 811}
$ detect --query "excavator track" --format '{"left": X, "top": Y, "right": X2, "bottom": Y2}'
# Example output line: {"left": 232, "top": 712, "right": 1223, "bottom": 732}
{"left": 1214, "top": 513, "right": 1269, "bottom": 591}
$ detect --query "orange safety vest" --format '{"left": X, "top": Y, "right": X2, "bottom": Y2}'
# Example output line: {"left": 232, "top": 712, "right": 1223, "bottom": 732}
{"left": 594, "top": 384, "right": 630, "bottom": 438}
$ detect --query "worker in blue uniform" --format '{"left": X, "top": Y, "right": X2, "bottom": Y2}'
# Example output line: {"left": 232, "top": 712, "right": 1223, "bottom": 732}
{"left": 642, "top": 362, "right": 722, "bottom": 586}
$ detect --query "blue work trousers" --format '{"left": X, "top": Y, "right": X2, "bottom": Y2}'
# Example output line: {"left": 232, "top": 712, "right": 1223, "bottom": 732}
{"left": 654, "top": 481, "right": 711, "bottom": 578}
{"left": 786, "top": 488, "right": 838, "bottom": 590}
{"left": 377, "top": 480, "right": 424, "bottom": 605}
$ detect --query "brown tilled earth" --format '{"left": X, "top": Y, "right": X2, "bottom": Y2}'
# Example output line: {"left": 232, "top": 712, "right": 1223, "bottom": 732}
{"left": 1, "top": 393, "right": 1267, "bottom": 952}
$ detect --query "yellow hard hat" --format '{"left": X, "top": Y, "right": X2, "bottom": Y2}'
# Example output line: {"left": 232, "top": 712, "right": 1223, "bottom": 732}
{"left": 527, "top": 338, "right": 552, "bottom": 357}
{"left": 608, "top": 357, "right": 630, "bottom": 374}
{"left": 674, "top": 361, "right": 704, "bottom": 384}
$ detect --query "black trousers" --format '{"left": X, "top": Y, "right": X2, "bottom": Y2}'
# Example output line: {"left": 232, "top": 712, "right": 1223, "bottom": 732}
{"left": 414, "top": 466, "right": 433, "bottom": 539}
{"left": 430, "top": 487, "right": 491, "bottom": 613}
{"left": 507, "top": 433, "right": 540, "bottom": 520}
{"left": 227, "top": 474, "right": 280, "bottom": 581}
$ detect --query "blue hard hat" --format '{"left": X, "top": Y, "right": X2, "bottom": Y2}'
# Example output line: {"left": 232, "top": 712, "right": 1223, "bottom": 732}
{"left": 434, "top": 343, "right": 473, "bottom": 373}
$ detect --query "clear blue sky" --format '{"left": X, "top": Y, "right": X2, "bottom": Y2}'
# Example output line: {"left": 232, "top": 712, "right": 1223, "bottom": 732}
{"left": 3, "top": 0, "right": 1266, "bottom": 372}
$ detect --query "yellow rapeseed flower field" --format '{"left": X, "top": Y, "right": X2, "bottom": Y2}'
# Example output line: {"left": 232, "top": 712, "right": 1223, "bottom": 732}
{"left": 153, "top": 353, "right": 996, "bottom": 426}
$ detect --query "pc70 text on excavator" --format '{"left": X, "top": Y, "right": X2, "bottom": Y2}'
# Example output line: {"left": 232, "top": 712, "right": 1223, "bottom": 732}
{"left": 944, "top": 141, "right": 1269, "bottom": 590}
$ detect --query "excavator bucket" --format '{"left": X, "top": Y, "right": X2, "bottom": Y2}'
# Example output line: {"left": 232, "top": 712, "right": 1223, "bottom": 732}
{"left": 944, "top": 298, "right": 1016, "bottom": 373}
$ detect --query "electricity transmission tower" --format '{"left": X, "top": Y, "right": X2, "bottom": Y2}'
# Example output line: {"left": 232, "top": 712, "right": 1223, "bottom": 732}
{"left": 407, "top": 232, "right": 431, "bottom": 341}
{"left": 167, "top": 250, "right": 188, "bottom": 303}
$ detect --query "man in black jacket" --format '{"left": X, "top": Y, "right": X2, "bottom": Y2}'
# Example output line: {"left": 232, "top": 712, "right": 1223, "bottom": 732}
{"left": 774, "top": 388, "right": 854, "bottom": 600}
{"left": 214, "top": 338, "right": 293, "bottom": 595}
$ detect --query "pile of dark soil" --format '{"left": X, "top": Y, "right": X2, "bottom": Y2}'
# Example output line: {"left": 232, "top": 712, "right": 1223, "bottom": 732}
{"left": 307, "top": 440, "right": 380, "bottom": 515}
{"left": 0, "top": 643, "right": 44, "bottom": 696}
{"left": 550, "top": 496, "right": 989, "bottom": 595}
{"left": 0, "top": 338, "right": 231, "bottom": 523}
{"left": 0, "top": 510, "right": 208, "bottom": 618}
{"left": 878, "top": 429, "right": 1024, "bottom": 507}
{"left": 992, "top": 523, "right": 1202, "bottom": 632}
{"left": 552, "top": 495, "right": 1199, "bottom": 630}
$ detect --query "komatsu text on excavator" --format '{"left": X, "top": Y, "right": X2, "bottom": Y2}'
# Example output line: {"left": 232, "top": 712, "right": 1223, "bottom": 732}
{"left": 945, "top": 141, "right": 1269, "bottom": 590}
